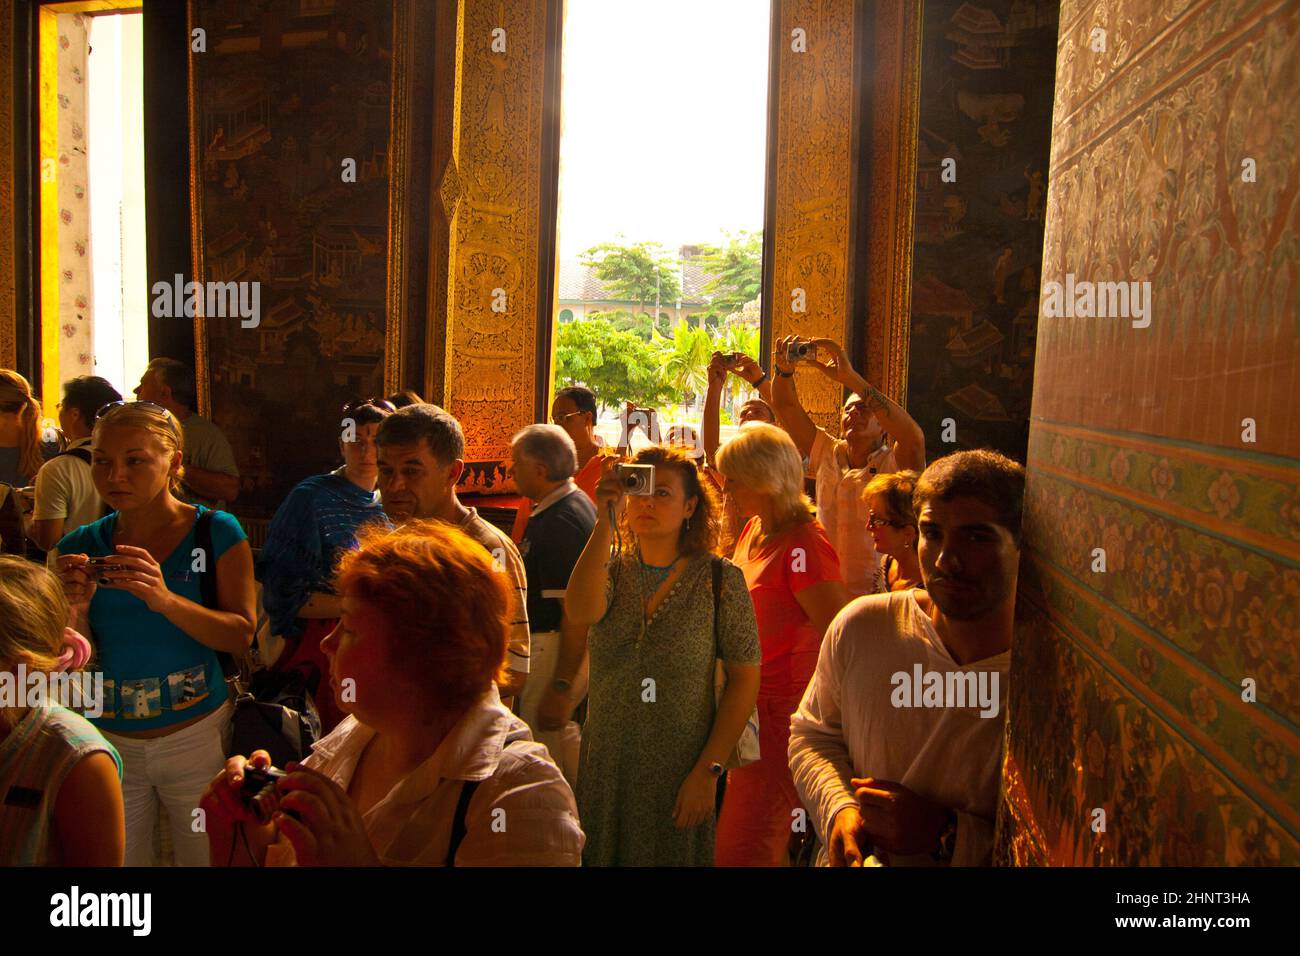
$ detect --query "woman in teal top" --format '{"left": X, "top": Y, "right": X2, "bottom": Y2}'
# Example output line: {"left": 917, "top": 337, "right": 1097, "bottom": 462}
{"left": 54, "top": 401, "right": 256, "bottom": 866}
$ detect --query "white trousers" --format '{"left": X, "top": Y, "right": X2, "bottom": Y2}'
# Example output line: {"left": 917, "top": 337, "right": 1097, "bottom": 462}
{"left": 518, "top": 630, "right": 587, "bottom": 788}
{"left": 102, "top": 700, "right": 232, "bottom": 866}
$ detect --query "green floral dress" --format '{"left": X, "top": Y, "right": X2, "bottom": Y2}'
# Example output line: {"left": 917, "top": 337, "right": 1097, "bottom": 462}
{"left": 578, "top": 552, "right": 760, "bottom": 866}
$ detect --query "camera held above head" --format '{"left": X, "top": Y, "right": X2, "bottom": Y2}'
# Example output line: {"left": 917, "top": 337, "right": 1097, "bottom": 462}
{"left": 785, "top": 340, "right": 814, "bottom": 363}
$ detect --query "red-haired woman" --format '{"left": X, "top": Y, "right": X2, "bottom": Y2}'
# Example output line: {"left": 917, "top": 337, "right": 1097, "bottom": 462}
{"left": 201, "top": 520, "right": 584, "bottom": 866}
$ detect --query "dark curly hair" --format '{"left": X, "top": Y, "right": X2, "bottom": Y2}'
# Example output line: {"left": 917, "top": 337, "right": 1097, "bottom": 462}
{"left": 619, "top": 443, "right": 722, "bottom": 557}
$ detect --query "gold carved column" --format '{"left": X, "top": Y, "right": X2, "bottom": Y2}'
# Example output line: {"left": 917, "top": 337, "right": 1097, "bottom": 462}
{"left": 768, "top": 0, "right": 859, "bottom": 430}
{"left": 433, "top": 0, "right": 557, "bottom": 492}
{"left": 768, "top": 0, "right": 921, "bottom": 424}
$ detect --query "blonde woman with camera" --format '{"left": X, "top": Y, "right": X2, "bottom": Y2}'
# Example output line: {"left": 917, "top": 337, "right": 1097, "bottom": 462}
{"left": 565, "top": 445, "right": 760, "bottom": 866}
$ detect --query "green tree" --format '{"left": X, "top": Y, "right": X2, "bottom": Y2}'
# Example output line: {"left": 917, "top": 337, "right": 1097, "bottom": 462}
{"left": 554, "top": 317, "right": 673, "bottom": 411}
{"left": 655, "top": 320, "right": 714, "bottom": 408}
{"left": 698, "top": 230, "right": 762, "bottom": 317}
{"left": 581, "top": 239, "right": 681, "bottom": 320}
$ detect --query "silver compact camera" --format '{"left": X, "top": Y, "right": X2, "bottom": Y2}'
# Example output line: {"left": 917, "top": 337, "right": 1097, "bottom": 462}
{"left": 785, "top": 340, "right": 814, "bottom": 363}
{"left": 616, "top": 463, "right": 655, "bottom": 496}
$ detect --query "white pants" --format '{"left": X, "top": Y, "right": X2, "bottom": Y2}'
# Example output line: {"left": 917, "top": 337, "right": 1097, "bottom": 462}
{"left": 518, "top": 631, "right": 586, "bottom": 787}
{"left": 102, "top": 700, "right": 232, "bottom": 867}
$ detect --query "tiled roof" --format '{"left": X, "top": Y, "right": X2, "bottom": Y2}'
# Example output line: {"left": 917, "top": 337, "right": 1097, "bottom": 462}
{"left": 557, "top": 255, "right": 727, "bottom": 307}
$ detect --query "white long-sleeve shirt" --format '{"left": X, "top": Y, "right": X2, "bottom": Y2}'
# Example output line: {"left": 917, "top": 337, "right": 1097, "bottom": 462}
{"left": 788, "top": 591, "right": 1008, "bottom": 865}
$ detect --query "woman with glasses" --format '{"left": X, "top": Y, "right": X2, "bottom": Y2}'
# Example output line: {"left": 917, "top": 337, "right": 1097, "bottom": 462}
{"left": 566, "top": 444, "right": 761, "bottom": 866}
{"left": 712, "top": 423, "right": 851, "bottom": 866}
{"left": 863, "top": 470, "right": 922, "bottom": 593}
{"left": 259, "top": 398, "right": 394, "bottom": 733}
{"left": 51, "top": 401, "right": 256, "bottom": 866}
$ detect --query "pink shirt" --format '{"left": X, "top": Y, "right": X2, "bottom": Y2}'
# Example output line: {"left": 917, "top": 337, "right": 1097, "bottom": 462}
{"left": 731, "top": 517, "right": 842, "bottom": 697}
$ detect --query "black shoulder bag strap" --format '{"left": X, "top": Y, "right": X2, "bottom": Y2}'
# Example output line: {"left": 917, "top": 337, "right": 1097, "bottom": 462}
{"left": 445, "top": 779, "right": 483, "bottom": 867}
{"left": 54, "top": 446, "right": 92, "bottom": 465}
{"left": 195, "top": 509, "right": 237, "bottom": 679}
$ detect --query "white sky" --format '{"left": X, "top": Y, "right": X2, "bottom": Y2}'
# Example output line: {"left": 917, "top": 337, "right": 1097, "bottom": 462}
{"left": 555, "top": 0, "right": 771, "bottom": 258}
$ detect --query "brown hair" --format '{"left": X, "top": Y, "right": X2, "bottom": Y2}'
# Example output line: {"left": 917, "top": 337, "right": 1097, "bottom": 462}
{"left": 93, "top": 403, "right": 187, "bottom": 497}
{"left": 0, "top": 369, "right": 46, "bottom": 481}
{"left": 0, "top": 557, "right": 72, "bottom": 728}
{"left": 334, "top": 520, "right": 510, "bottom": 718}
{"left": 863, "top": 469, "right": 920, "bottom": 530}
{"left": 621, "top": 444, "right": 722, "bottom": 556}
{"left": 913, "top": 450, "right": 1026, "bottom": 543}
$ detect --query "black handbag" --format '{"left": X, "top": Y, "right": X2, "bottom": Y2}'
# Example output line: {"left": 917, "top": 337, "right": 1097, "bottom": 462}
{"left": 194, "top": 509, "right": 319, "bottom": 764}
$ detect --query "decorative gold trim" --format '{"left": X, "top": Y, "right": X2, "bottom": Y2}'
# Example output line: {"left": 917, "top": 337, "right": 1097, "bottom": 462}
{"left": 768, "top": 0, "right": 859, "bottom": 433}
{"left": 384, "top": 0, "right": 410, "bottom": 396}
{"left": 864, "top": 0, "right": 922, "bottom": 403}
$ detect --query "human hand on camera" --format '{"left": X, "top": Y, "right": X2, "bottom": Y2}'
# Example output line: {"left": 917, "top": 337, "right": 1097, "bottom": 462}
{"left": 201, "top": 750, "right": 274, "bottom": 828}
{"left": 773, "top": 334, "right": 810, "bottom": 375}
{"left": 707, "top": 352, "right": 728, "bottom": 391}
{"left": 593, "top": 456, "right": 627, "bottom": 526}
{"left": 730, "top": 353, "right": 765, "bottom": 386}
{"left": 56, "top": 554, "right": 97, "bottom": 616}
{"left": 807, "top": 338, "right": 854, "bottom": 385}
{"left": 273, "top": 762, "right": 382, "bottom": 867}
{"left": 94, "top": 546, "right": 176, "bottom": 614}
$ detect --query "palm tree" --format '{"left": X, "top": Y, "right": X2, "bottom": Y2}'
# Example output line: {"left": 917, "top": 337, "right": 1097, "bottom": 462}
{"left": 656, "top": 320, "right": 714, "bottom": 414}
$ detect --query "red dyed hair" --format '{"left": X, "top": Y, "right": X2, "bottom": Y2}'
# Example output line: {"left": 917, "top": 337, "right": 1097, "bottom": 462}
{"left": 334, "top": 520, "right": 510, "bottom": 716}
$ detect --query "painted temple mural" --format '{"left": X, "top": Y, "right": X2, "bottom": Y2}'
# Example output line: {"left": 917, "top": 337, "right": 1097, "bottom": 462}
{"left": 996, "top": 0, "right": 1299, "bottom": 865}
{"left": 191, "top": 0, "right": 394, "bottom": 518}
{"left": 905, "top": 0, "right": 1059, "bottom": 463}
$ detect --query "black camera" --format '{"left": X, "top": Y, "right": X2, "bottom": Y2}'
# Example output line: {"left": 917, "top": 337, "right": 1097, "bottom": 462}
{"left": 785, "top": 340, "right": 814, "bottom": 363}
{"left": 721, "top": 352, "right": 746, "bottom": 369}
{"left": 240, "top": 766, "right": 297, "bottom": 823}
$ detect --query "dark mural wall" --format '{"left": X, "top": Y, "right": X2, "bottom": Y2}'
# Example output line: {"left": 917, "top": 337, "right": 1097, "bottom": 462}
{"left": 905, "top": 0, "right": 1059, "bottom": 464}
{"left": 193, "top": 0, "right": 394, "bottom": 519}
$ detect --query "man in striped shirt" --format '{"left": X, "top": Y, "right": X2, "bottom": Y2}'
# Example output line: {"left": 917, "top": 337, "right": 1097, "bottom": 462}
{"left": 376, "top": 405, "right": 531, "bottom": 701}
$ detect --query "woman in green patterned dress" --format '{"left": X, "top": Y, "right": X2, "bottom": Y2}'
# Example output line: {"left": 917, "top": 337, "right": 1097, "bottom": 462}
{"left": 566, "top": 444, "right": 761, "bottom": 866}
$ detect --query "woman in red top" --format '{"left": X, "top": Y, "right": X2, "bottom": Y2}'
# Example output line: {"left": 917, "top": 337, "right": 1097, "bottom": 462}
{"left": 713, "top": 423, "right": 851, "bottom": 865}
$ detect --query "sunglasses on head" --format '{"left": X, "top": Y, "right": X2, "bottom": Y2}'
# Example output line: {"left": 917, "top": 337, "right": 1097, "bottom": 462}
{"left": 867, "top": 512, "right": 909, "bottom": 530}
{"left": 341, "top": 397, "right": 397, "bottom": 416}
{"left": 95, "top": 400, "right": 182, "bottom": 438}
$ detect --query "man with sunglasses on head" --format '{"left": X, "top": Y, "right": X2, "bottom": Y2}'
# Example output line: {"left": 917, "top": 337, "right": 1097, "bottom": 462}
{"left": 134, "top": 358, "right": 239, "bottom": 510}
{"left": 550, "top": 386, "right": 614, "bottom": 503}
{"left": 769, "top": 336, "right": 926, "bottom": 597}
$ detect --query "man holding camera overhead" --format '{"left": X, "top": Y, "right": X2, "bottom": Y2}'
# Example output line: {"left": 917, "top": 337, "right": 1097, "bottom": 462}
{"left": 769, "top": 336, "right": 926, "bottom": 597}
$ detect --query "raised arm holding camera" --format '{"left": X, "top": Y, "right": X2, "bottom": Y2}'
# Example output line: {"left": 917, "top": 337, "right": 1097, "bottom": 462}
{"left": 769, "top": 335, "right": 926, "bottom": 597}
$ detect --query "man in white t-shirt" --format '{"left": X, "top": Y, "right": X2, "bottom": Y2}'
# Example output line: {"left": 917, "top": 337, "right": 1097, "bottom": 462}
{"left": 769, "top": 335, "right": 926, "bottom": 596}
{"left": 788, "top": 450, "right": 1024, "bottom": 866}
{"left": 27, "top": 375, "right": 121, "bottom": 550}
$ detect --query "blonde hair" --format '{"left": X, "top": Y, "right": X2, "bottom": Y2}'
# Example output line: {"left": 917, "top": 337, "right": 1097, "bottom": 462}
{"left": 0, "top": 369, "right": 46, "bottom": 481}
{"left": 93, "top": 403, "right": 187, "bottom": 496}
{"left": 0, "top": 557, "right": 73, "bottom": 728}
{"left": 715, "top": 422, "right": 815, "bottom": 529}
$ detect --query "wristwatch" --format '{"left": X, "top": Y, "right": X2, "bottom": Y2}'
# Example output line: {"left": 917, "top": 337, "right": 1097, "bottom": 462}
{"left": 775, "top": 368, "right": 795, "bottom": 378}
{"left": 551, "top": 677, "right": 573, "bottom": 694}
{"left": 751, "top": 370, "right": 769, "bottom": 388}
{"left": 932, "top": 811, "right": 958, "bottom": 863}
{"left": 707, "top": 761, "right": 725, "bottom": 778}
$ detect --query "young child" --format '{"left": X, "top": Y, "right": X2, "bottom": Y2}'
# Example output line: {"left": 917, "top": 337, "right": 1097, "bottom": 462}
{"left": 0, "top": 555, "right": 124, "bottom": 865}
